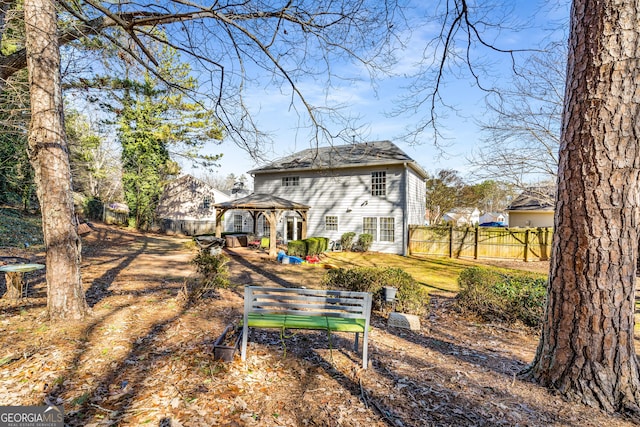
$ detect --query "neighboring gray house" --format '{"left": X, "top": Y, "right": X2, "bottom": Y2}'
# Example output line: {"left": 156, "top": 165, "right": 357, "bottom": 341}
{"left": 156, "top": 174, "right": 229, "bottom": 235}
{"left": 245, "top": 140, "right": 427, "bottom": 255}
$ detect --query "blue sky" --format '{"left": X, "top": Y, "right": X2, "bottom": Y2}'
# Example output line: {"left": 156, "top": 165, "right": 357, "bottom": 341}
{"left": 184, "top": 1, "right": 570, "bottom": 183}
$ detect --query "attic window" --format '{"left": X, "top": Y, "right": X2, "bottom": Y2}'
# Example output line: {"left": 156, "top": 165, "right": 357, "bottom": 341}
{"left": 371, "top": 171, "right": 386, "bottom": 196}
{"left": 282, "top": 176, "right": 300, "bottom": 187}
{"left": 203, "top": 196, "right": 211, "bottom": 209}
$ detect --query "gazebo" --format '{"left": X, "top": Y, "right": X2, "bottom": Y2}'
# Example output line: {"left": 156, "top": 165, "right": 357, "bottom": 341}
{"left": 214, "top": 193, "right": 310, "bottom": 257}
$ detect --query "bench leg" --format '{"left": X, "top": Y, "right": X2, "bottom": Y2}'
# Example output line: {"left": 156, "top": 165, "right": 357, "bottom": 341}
{"left": 362, "top": 330, "right": 369, "bottom": 370}
{"left": 241, "top": 323, "right": 249, "bottom": 362}
{"left": 354, "top": 332, "right": 359, "bottom": 352}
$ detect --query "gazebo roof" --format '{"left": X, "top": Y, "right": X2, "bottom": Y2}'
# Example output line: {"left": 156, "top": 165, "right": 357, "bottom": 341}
{"left": 214, "top": 193, "right": 310, "bottom": 210}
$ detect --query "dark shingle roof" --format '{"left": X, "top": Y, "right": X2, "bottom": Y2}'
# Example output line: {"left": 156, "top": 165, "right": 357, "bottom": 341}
{"left": 214, "top": 193, "right": 310, "bottom": 210}
{"left": 507, "top": 186, "right": 556, "bottom": 211}
{"left": 248, "top": 140, "right": 427, "bottom": 178}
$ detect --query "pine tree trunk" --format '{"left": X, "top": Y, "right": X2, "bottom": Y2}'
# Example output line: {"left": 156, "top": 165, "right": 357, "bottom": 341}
{"left": 24, "top": 0, "right": 88, "bottom": 320}
{"left": 524, "top": 0, "right": 640, "bottom": 414}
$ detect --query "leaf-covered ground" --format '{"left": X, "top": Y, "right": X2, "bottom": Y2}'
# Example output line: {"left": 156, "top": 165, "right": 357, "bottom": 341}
{"left": 0, "top": 223, "right": 638, "bottom": 426}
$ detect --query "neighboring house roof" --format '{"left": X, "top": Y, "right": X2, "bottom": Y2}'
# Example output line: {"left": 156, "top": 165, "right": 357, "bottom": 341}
{"left": 248, "top": 140, "right": 428, "bottom": 179}
{"left": 214, "top": 193, "right": 310, "bottom": 210}
{"left": 507, "top": 186, "right": 556, "bottom": 211}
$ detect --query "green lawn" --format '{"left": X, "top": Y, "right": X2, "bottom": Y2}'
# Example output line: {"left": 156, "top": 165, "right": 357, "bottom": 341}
{"left": 322, "top": 251, "right": 539, "bottom": 295}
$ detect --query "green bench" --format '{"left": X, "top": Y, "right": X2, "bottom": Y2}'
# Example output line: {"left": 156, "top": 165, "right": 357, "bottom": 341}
{"left": 241, "top": 286, "right": 372, "bottom": 369}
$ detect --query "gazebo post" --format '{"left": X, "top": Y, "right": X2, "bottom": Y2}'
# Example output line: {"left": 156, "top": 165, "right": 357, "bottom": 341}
{"left": 215, "top": 208, "right": 225, "bottom": 237}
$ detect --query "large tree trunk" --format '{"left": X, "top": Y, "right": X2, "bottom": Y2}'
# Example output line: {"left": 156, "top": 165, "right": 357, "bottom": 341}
{"left": 524, "top": 0, "right": 640, "bottom": 414}
{"left": 24, "top": 0, "right": 88, "bottom": 320}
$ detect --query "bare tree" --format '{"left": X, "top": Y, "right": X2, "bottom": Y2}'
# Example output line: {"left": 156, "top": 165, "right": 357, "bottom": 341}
{"left": 4, "top": 0, "right": 406, "bottom": 319}
{"left": 470, "top": 41, "right": 565, "bottom": 190}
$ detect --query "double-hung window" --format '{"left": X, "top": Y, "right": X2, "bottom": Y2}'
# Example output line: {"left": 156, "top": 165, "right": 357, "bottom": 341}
{"left": 380, "top": 217, "right": 395, "bottom": 242}
{"left": 363, "top": 217, "right": 377, "bottom": 241}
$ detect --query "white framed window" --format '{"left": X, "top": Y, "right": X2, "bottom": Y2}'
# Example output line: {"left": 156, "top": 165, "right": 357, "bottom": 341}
{"left": 325, "top": 215, "right": 338, "bottom": 231}
{"left": 363, "top": 217, "right": 377, "bottom": 241}
{"left": 282, "top": 176, "right": 300, "bottom": 187}
{"left": 371, "top": 171, "right": 386, "bottom": 196}
{"left": 233, "top": 214, "right": 243, "bottom": 232}
{"left": 380, "top": 217, "right": 395, "bottom": 242}
{"left": 203, "top": 196, "right": 211, "bottom": 209}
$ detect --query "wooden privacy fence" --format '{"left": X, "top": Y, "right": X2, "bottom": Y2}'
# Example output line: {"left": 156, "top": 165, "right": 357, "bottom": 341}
{"left": 409, "top": 225, "right": 553, "bottom": 262}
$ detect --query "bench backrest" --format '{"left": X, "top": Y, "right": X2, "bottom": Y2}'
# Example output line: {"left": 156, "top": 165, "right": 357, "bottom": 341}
{"left": 245, "top": 286, "right": 372, "bottom": 320}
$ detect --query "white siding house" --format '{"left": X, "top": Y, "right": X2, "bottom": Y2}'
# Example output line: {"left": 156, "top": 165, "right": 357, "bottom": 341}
{"left": 247, "top": 141, "right": 427, "bottom": 255}
{"left": 156, "top": 175, "right": 229, "bottom": 235}
{"left": 442, "top": 208, "right": 480, "bottom": 226}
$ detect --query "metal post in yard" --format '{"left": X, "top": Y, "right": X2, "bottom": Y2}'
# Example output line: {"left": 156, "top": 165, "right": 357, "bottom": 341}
{"left": 474, "top": 226, "right": 479, "bottom": 259}
{"left": 524, "top": 229, "right": 530, "bottom": 262}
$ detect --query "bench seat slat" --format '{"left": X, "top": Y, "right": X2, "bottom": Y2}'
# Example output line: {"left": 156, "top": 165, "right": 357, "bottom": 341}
{"left": 252, "top": 301, "right": 365, "bottom": 313}
{"left": 251, "top": 308, "right": 366, "bottom": 319}
{"left": 253, "top": 294, "right": 367, "bottom": 305}
{"left": 250, "top": 287, "right": 368, "bottom": 298}
{"left": 247, "top": 313, "right": 366, "bottom": 333}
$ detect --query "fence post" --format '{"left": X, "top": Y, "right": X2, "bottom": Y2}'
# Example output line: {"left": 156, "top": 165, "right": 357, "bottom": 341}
{"left": 524, "top": 229, "right": 530, "bottom": 262}
{"left": 474, "top": 226, "right": 479, "bottom": 259}
{"left": 448, "top": 224, "right": 454, "bottom": 258}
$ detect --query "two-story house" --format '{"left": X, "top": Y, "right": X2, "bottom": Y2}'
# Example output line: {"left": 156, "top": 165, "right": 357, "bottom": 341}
{"left": 243, "top": 140, "right": 427, "bottom": 255}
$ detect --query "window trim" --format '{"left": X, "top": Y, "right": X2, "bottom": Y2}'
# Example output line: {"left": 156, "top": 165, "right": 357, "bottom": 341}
{"left": 371, "top": 171, "right": 386, "bottom": 196}
{"left": 233, "top": 214, "right": 243, "bottom": 233}
{"left": 362, "top": 216, "right": 378, "bottom": 241}
{"left": 379, "top": 217, "right": 395, "bottom": 242}
{"left": 325, "top": 215, "right": 338, "bottom": 231}
{"left": 281, "top": 176, "right": 300, "bottom": 187}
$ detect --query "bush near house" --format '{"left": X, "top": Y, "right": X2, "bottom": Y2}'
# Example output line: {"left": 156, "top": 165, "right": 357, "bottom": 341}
{"left": 356, "top": 233, "right": 373, "bottom": 252}
{"left": 322, "top": 266, "right": 430, "bottom": 316}
{"left": 456, "top": 266, "right": 547, "bottom": 327}
{"left": 287, "top": 237, "right": 329, "bottom": 257}
{"left": 340, "top": 232, "right": 356, "bottom": 251}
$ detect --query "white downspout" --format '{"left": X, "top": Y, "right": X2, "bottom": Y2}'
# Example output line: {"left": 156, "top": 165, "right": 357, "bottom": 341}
{"left": 403, "top": 163, "right": 409, "bottom": 257}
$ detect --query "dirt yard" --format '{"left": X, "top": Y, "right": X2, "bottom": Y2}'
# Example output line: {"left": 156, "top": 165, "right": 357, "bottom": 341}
{"left": 0, "top": 223, "right": 637, "bottom": 426}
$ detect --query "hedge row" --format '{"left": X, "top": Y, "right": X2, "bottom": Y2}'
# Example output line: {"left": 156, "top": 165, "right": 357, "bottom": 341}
{"left": 287, "top": 237, "right": 330, "bottom": 257}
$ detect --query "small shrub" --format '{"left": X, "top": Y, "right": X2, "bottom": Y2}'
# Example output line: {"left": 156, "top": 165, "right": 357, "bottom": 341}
{"left": 287, "top": 240, "right": 307, "bottom": 257}
{"left": 322, "top": 266, "right": 429, "bottom": 316}
{"left": 340, "top": 232, "right": 356, "bottom": 251}
{"left": 456, "top": 266, "right": 547, "bottom": 327}
{"left": 318, "top": 237, "right": 330, "bottom": 252}
{"left": 356, "top": 233, "right": 374, "bottom": 252}
{"left": 306, "top": 237, "right": 321, "bottom": 256}
{"left": 185, "top": 251, "right": 231, "bottom": 300}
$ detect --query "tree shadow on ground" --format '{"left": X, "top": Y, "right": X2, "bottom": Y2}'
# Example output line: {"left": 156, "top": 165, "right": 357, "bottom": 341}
{"left": 228, "top": 250, "right": 298, "bottom": 288}
{"left": 84, "top": 241, "right": 147, "bottom": 307}
{"left": 244, "top": 325, "right": 586, "bottom": 427}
